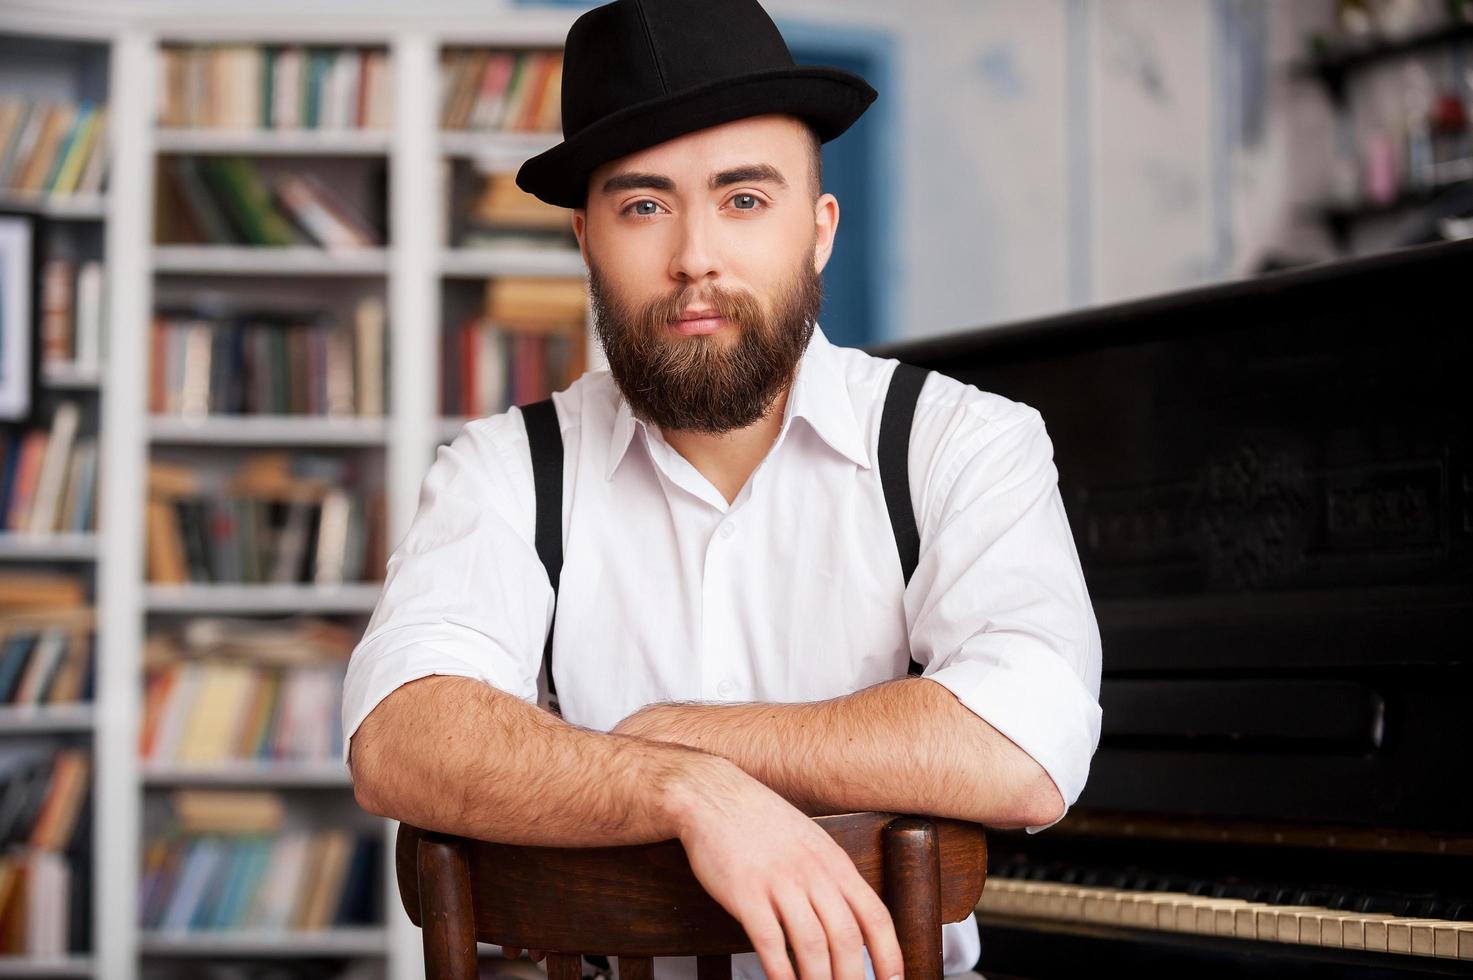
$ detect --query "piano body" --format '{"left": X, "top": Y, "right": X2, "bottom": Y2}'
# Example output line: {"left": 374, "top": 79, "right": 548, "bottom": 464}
{"left": 866, "top": 239, "right": 1473, "bottom": 978}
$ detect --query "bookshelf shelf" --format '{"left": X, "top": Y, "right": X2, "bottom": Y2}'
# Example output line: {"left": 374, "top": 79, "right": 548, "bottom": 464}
{"left": 147, "top": 414, "right": 389, "bottom": 447}
{"left": 0, "top": 705, "right": 95, "bottom": 734}
{"left": 143, "top": 583, "right": 383, "bottom": 614}
{"left": 0, "top": 533, "right": 99, "bottom": 562}
{"left": 40, "top": 364, "right": 103, "bottom": 390}
{"left": 0, "top": 956, "right": 95, "bottom": 978}
{"left": 138, "top": 928, "right": 386, "bottom": 957}
{"left": 155, "top": 128, "right": 392, "bottom": 156}
{"left": 0, "top": 194, "right": 108, "bottom": 221}
{"left": 439, "top": 129, "right": 560, "bottom": 162}
{"left": 140, "top": 761, "right": 352, "bottom": 787}
{"left": 441, "top": 247, "right": 584, "bottom": 279}
{"left": 152, "top": 245, "right": 390, "bottom": 276}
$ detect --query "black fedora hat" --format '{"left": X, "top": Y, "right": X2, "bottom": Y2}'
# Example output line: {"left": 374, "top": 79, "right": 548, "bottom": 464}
{"left": 515, "top": 0, "right": 878, "bottom": 209}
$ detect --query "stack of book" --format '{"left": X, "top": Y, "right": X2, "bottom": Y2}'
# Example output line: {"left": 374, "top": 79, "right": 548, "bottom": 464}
{"left": 0, "top": 573, "right": 86, "bottom": 611}
{"left": 40, "top": 258, "right": 105, "bottom": 376}
{"left": 140, "top": 790, "right": 379, "bottom": 932}
{"left": 457, "top": 169, "right": 577, "bottom": 249}
{"left": 151, "top": 298, "right": 385, "bottom": 418}
{"left": 142, "top": 615, "right": 357, "bottom": 767}
{"left": 158, "top": 45, "right": 392, "bottom": 130}
{"left": 0, "top": 608, "right": 94, "bottom": 709}
{"left": 440, "top": 48, "right": 562, "bottom": 132}
{"left": 0, "top": 402, "right": 99, "bottom": 535}
{"left": 0, "top": 744, "right": 92, "bottom": 956}
{"left": 0, "top": 98, "right": 108, "bottom": 201}
{"left": 156, "top": 157, "right": 382, "bottom": 248}
{"left": 443, "top": 276, "right": 588, "bottom": 417}
{"left": 145, "top": 453, "right": 383, "bottom": 587}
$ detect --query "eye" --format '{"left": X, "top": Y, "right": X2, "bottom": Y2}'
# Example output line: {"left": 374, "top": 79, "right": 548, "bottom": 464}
{"left": 621, "top": 199, "right": 667, "bottom": 219}
{"left": 729, "top": 193, "right": 766, "bottom": 213}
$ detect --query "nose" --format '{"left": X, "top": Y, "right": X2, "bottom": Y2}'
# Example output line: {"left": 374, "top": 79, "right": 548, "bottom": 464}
{"left": 666, "top": 205, "right": 720, "bottom": 288}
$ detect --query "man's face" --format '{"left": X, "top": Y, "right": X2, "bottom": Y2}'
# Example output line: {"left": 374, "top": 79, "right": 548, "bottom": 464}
{"left": 572, "top": 114, "right": 837, "bottom": 434}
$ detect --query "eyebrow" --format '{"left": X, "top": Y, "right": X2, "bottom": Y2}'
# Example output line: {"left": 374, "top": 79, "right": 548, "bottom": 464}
{"left": 599, "top": 163, "right": 789, "bottom": 197}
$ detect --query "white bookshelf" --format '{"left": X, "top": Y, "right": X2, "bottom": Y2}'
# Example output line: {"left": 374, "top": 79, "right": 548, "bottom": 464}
{"left": 0, "top": 193, "right": 109, "bottom": 221}
{"left": 139, "top": 761, "right": 354, "bottom": 788}
{"left": 0, "top": 20, "right": 114, "bottom": 980}
{"left": 154, "top": 128, "right": 391, "bottom": 156}
{"left": 152, "top": 244, "right": 390, "bottom": 276}
{"left": 138, "top": 928, "right": 388, "bottom": 958}
{"left": 0, "top": 10, "right": 596, "bottom": 980}
{"left": 142, "top": 582, "right": 383, "bottom": 614}
{"left": 0, "top": 704, "right": 95, "bottom": 734}
{"left": 39, "top": 363, "right": 103, "bottom": 391}
{"left": 0, "top": 955, "right": 96, "bottom": 978}
{"left": 440, "top": 246, "right": 586, "bottom": 279}
{"left": 0, "top": 533, "right": 99, "bottom": 562}
{"left": 146, "top": 414, "right": 389, "bottom": 447}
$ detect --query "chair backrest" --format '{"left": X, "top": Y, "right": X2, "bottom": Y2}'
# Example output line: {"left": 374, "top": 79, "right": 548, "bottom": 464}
{"left": 396, "top": 812, "right": 987, "bottom": 980}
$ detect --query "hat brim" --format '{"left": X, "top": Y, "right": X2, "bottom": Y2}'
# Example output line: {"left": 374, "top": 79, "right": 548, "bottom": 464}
{"left": 515, "top": 65, "right": 877, "bottom": 209}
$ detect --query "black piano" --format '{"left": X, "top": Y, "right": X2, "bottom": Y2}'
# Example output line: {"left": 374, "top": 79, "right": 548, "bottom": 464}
{"left": 866, "top": 238, "right": 1473, "bottom": 979}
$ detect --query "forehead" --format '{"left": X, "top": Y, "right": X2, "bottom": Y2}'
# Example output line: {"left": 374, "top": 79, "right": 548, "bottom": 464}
{"left": 590, "top": 113, "right": 807, "bottom": 186}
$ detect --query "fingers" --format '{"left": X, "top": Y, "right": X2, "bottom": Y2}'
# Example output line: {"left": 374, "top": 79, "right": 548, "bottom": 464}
{"left": 839, "top": 872, "right": 903, "bottom": 980}
{"left": 774, "top": 884, "right": 833, "bottom": 980}
{"left": 806, "top": 878, "right": 866, "bottom": 980}
{"left": 744, "top": 904, "right": 797, "bottom": 980}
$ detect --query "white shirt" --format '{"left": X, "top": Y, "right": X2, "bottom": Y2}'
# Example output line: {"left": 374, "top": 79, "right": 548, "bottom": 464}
{"left": 342, "top": 322, "right": 1103, "bottom": 979}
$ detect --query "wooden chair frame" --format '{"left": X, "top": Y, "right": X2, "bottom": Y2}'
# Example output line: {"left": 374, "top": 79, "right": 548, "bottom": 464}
{"left": 396, "top": 812, "right": 987, "bottom": 980}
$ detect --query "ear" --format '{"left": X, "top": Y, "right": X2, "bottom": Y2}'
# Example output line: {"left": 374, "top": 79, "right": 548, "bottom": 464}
{"left": 812, "top": 192, "right": 839, "bottom": 275}
{"left": 572, "top": 209, "right": 589, "bottom": 267}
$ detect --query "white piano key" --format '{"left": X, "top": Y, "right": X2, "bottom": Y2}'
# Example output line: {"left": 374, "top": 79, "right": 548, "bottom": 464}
{"left": 1340, "top": 913, "right": 1399, "bottom": 951}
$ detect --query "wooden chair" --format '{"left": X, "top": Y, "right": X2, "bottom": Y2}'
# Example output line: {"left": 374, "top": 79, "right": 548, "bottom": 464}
{"left": 396, "top": 812, "right": 987, "bottom": 980}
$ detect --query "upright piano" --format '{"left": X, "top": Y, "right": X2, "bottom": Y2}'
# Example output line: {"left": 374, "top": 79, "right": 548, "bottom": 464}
{"left": 866, "top": 239, "right": 1473, "bottom": 978}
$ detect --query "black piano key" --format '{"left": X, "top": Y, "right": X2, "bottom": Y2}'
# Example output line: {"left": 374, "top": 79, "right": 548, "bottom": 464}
{"left": 1448, "top": 900, "right": 1473, "bottom": 921}
{"left": 1355, "top": 894, "right": 1412, "bottom": 916}
{"left": 1406, "top": 897, "right": 1443, "bottom": 918}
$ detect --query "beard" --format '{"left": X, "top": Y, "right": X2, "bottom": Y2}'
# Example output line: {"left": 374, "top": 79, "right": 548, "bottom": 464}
{"left": 587, "top": 247, "right": 825, "bottom": 434}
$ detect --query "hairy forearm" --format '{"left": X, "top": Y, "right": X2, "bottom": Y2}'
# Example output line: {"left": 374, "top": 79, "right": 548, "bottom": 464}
{"left": 348, "top": 674, "right": 727, "bottom": 846}
{"left": 615, "top": 677, "right": 1063, "bottom": 829}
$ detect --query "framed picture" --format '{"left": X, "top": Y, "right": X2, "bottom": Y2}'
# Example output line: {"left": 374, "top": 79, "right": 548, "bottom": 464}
{"left": 0, "top": 214, "right": 35, "bottom": 421}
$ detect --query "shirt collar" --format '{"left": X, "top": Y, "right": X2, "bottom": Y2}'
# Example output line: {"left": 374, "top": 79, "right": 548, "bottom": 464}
{"left": 604, "top": 321, "right": 871, "bottom": 481}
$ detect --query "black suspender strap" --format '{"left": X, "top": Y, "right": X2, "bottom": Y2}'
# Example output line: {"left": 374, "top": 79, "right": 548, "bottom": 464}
{"left": 521, "top": 398, "right": 564, "bottom": 704}
{"left": 877, "top": 361, "right": 932, "bottom": 677}
{"left": 522, "top": 361, "right": 933, "bottom": 703}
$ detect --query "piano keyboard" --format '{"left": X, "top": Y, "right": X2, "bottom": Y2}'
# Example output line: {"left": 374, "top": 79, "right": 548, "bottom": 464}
{"left": 976, "top": 878, "right": 1473, "bottom": 960}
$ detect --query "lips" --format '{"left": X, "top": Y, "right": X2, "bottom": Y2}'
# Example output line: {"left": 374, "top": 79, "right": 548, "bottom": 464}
{"left": 670, "top": 312, "right": 726, "bottom": 335}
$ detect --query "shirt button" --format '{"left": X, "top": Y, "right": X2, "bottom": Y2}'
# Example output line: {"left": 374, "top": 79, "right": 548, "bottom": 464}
{"left": 719, "top": 520, "right": 736, "bottom": 539}
{"left": 717, "top": 679, "right": 734, "bottom": 697}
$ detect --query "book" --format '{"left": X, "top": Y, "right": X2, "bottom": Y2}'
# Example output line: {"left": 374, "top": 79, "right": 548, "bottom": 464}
{"left": 160, "top": 45, "right": 391, "bottom": 130}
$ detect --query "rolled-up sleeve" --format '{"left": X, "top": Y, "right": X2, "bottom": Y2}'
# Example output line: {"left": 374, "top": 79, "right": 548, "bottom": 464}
{"left": 905, "top": 394, "right": 1102, "bottom": 834}
{"left": 340, "top": 409, "right": 553, "bottom": 770}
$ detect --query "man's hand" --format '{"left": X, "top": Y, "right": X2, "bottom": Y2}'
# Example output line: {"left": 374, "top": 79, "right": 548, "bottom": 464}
{"left": 669, "top": 756, "right": 905, "bottom": 980}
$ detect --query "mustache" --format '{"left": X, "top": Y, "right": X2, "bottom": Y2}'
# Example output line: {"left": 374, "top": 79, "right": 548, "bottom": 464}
{"left": 641, "top": 285, "right": 764, "bottom": 334}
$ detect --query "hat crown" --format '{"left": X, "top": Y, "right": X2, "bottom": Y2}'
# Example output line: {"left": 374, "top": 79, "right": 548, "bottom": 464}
{"left": 562, "top": 0, "right": 797, "bottom": 137}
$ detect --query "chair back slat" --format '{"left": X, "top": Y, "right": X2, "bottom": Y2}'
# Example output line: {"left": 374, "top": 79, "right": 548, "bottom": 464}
{"left": 396, "top": 812, "right": 986, "bottom": 961}
{"left": 547, "top": 953, "right": 582, "bottom": 980}
{"left": 618, "top": 955, "right": 655, "bottom": 980}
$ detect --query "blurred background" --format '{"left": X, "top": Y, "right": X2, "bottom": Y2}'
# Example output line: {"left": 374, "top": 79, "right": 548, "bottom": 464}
{"left": 0, "top": 0, "right": 1469, "bottom": 978}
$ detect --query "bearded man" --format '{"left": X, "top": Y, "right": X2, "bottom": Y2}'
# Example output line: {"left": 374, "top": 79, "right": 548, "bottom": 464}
{"left": 343, "top": 3, "right": 1102, "bottom": 980}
